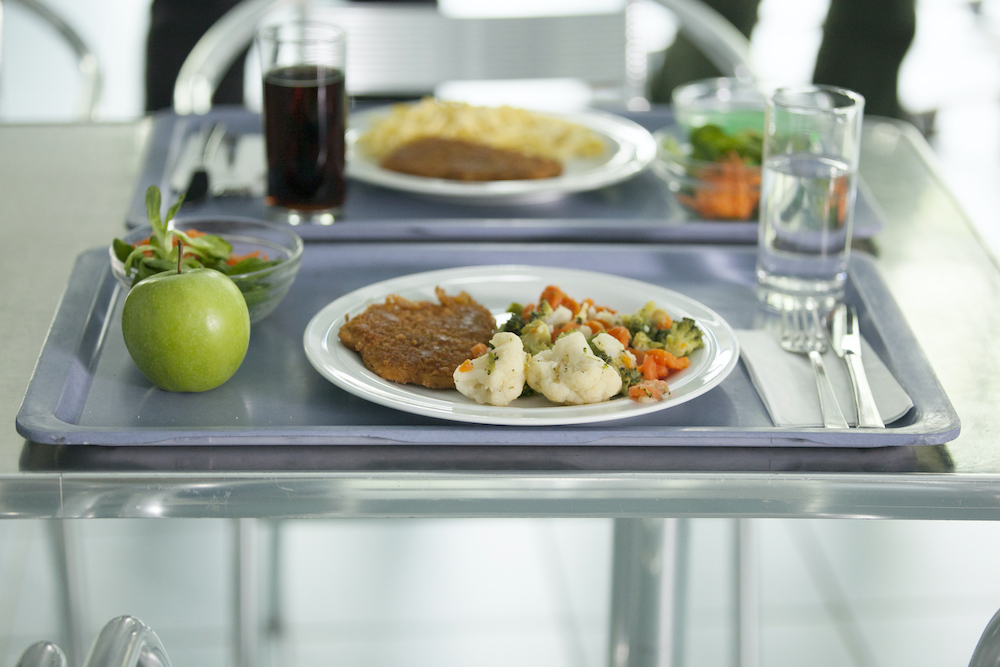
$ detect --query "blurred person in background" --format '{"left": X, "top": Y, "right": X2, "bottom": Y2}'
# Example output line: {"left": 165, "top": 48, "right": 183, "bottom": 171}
{"left": 145, "top": 0, "right": 246, "bottom": 112}
{"left": 649, "top": 0, "right": 916, "bottom": 120}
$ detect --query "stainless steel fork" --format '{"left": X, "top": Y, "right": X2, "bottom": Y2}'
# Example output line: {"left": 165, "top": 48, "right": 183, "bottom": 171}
{"left": 780, "top": 304, "right": 849, "bottom": 428}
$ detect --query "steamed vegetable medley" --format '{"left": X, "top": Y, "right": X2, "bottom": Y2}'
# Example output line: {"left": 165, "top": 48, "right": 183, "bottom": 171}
{"left": 453, "top": 285, "right": 704, "bottom": 407}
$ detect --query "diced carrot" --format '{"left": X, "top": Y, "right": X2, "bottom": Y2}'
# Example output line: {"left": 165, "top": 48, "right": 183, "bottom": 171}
{"left": 583, "top": 319, "right": 606, "bottom": 333}
{"left": 226, "top": 250, "right": 265, "bottom": 266}
{"left": 629, "top": 348, "right": 645, "bottom": 365}
{"left": 470, "top": 343, "right": 489, "bottom": 358}
{"left": 629, "top": 379, "right": 670, "bottom": 402}
{"left": 457, "top": 359, "right": 474, "bottom": 373}
{"left": 522, "top": 303, "right": 536, "bottom": 319}
{"left": 551, "top": 321, "right": 580, "bottom": 342}
{"left": 644, "top": 348, "right": 690, "bottom": 374}
{"left": 606, "top": 326, "right": 632, "bottom": 347}
{"left": 540, "top": 285, "right": 566, "bottom": 309}
{"left": 640, "top": 353, "right": 660, "bottom": 381}
{"left": 639, "top": 349, "right": 691, "bottom": 381}
{"left": 678, "top": 152, "right": 761, "bottom": 221}
{"left": 652, "top": 312, "right": 673, "bottom": 330}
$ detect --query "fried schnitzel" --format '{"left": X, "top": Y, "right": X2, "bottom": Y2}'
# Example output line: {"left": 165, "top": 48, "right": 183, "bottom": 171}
{"left": 338, "top": 287, "right": 495, "bottom": 389}
{"left": 380, "top": 137, "right": 563, "bottom": 181}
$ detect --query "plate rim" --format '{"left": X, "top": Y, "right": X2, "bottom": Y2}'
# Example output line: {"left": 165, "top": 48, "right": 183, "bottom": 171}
{"left": 345, "top": 106, "right": 658, "bottom": 200}
{"left": 302, "top": 265, "right": 740, "bottom": 426}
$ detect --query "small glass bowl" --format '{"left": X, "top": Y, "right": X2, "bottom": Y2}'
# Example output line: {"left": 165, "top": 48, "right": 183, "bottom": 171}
{"left": 671, "top": 76, "right": 768, "bottom": 135}
{"left": 652, "top": 124, "right": 762, "bottom": 221}
{"left": 110, "top": 217, "right": 304, "bottom": 323}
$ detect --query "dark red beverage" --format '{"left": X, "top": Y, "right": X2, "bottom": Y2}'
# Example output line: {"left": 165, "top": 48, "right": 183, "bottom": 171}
{"left": 262, "top": 64, "right": 345, "bottom": 211}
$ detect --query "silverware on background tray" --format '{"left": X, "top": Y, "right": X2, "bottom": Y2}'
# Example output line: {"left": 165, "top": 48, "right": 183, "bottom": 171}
{"left": 780, "top": 303, "right": 849, "bottom": 428}
{"left": 832, "top": 303, "right": 885, "bottom": 428}
{"left": 184, "top": 122, "right": 227, "bottom": 203}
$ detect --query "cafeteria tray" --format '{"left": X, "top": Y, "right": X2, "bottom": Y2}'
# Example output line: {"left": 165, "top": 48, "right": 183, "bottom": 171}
{"left": 17, "top": 242, "right": 958, "bottom": 449}
{"left": 124, "top": 107, "right": 886, "bottom": 243}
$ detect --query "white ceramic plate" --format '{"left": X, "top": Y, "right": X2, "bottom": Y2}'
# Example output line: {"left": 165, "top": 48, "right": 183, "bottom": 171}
{"left": 345, "top": 107, "right": 658, "bottom": 204}
{"left": 303, "top": 266, "right": 739, "bottom": 426}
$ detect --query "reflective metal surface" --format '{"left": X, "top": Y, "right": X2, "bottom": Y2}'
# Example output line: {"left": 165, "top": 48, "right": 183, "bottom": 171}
{"left": 1, "top": 117, "right": 999, "bottom": 519}
{"left": 16, "top": 642, "right": 67, "bottom": 667}
{"left": 82, "top": 616, "right": 171, "bottom": 667}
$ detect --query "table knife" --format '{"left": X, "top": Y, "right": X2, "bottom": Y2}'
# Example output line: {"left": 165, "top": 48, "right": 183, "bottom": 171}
{"left": 832, "top": 304, "right": 885, "bottom": 428}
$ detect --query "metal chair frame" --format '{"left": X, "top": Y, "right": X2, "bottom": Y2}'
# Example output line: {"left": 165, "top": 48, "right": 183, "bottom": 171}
{"left": 0, "top": 0, "right": 102, "bottom": 120}
{"left": 172, "top": 0, "right": 756, "bottom": 116}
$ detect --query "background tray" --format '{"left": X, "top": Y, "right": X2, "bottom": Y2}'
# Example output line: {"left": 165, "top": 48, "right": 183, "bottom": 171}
{"left": 124, "top": 107, "right": 886, "bottom": 243}
{"left": 17, "top": 243, "right": 957, "bottom": 449}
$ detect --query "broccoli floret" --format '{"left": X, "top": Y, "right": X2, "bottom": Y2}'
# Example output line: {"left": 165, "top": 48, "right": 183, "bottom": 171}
{"left": 535, "top": 300, "right": 555, "bottom": 320}
{"left": 520, "top": 319, "right": 553, "bottom": 356}
{"left": 502, "top": 303, "right": 527, "bottom": 334}
{"left": 617, "top": 301, "right": 671, "bottom": 336}
{"left": 663, "top": 318, "right": 704, "bottom": 357}
{"left": 629, "top": 331, "right": 664, "bottom": 352}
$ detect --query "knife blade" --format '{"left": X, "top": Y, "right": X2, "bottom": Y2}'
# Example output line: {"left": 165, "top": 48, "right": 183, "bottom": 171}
{"left": 832, "top": 304, "right": 885, "bottom": 428}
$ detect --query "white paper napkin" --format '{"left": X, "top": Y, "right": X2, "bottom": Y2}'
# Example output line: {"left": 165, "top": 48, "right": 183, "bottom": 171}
{"left": 736, "top": 329, "right": 913, "bottom": 428}
{"left": 168, "top": 133, "right": 266, "bottom": 197}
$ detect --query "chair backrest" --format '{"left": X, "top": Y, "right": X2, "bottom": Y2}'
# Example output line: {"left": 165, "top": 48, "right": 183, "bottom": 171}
{"left": 15, "top": 617, "right": 171, "bottom": 667}
{"left": 0, "top": 0, "right": 102, "bottom": 121}
{"left": 173, "top": 0, "right": 756, "bottom": 116}
{"left": 970, "top": 606, "right": 1000, "bottom": 667}
{"left": 174, "top": 0, "right": 640, "bottom": 115}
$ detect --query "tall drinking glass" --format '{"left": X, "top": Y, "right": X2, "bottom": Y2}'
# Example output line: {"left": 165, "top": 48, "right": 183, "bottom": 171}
{"left": 755, "top": 85, "right": 865, "bottom": 310}
{"left": 255, "top": 21, "right": 346, "bottom": 225}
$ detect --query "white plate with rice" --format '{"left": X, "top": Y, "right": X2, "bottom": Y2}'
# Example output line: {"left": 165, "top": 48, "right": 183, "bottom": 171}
{"left": 346, "top": 101, "right": 658, "bottom": 204}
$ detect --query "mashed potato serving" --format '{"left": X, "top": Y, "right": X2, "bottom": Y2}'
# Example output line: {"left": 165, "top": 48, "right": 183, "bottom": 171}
{"left": 357, "top": 98, "right": 606, "bottom": 162}
{"left": 452, "top": 285, "right": 706, "bottom": 407}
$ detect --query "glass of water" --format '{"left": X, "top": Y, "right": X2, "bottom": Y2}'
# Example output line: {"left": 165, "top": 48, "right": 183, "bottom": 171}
{"left": 755, "top": 85, "right": 865, "bottom": 310}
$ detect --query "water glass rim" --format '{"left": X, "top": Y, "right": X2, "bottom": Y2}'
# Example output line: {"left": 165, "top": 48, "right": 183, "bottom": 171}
{"left": 768, "top": 84, "right": 865, "bottom": 114}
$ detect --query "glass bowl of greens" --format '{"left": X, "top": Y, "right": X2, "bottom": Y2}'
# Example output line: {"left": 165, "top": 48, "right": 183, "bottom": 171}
{"left": 653, "top": 123, "right": 763, "bottom": 221}
{"left": 111, "top": 215, "right": 304, "bottom": 323}
{"left": 671, "top": 76, "right": 768, "bottom": 135}
{"left": 653, "top": 77, "right": 768, "bottom": 220}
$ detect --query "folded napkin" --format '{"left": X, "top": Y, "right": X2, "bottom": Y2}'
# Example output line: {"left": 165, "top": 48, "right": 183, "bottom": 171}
{"left": 737, "top": 329, "right": 913, "bottom": 428}
{"left": 169, "top": 133, "right": 266, "bottom": 197}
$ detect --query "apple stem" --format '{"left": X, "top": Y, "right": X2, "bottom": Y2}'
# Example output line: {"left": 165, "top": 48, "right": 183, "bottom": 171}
{"left": 177, "top": 239, "right": 183, "bottom": 274}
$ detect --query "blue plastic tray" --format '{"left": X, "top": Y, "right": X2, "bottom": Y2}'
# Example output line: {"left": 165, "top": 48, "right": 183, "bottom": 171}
{"left": 17, "top": 243, "right": 957, "bottom": 449}
{"left": 124, "top": 106, "right": 887, "bottom": 243}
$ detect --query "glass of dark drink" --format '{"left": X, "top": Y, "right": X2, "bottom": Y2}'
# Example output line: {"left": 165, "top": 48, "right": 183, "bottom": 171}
{"left": 255, "top": 21, "right": 346, "bottom": 224}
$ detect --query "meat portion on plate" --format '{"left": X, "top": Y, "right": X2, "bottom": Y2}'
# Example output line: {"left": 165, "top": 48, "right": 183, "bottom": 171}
{"left": 380, "top": 137, "right": 563, "bottom": 181}
{"left": 338, "top": 287, "right": 495, "bottom": 389}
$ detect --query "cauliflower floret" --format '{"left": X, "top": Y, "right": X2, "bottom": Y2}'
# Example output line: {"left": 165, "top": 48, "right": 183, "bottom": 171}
{"left": 591, "top": 332, "right": 638, "bottom": 371}
{"left": 541, "top": 304, "right": 573, "bottom": 328}
{"left": 591, "top": 332, "right": 640, "bottom": 395}
{"left": 453, "top": 332, "right": 527, "bottom": 406}
{"left": 526, "top": 331, "right": 622, "bottom": 405}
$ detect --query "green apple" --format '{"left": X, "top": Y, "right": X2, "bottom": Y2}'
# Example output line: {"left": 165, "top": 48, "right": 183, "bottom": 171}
{"left": 121, "top": 268, "right": 251, "bottom": 392}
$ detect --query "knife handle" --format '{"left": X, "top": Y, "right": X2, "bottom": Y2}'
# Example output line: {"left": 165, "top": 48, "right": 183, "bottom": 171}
{"left": 846, "top": 351, "right": 885, "bottom": 428}
{"left": 809, "top": 350, "right": 849, "bottom": 429}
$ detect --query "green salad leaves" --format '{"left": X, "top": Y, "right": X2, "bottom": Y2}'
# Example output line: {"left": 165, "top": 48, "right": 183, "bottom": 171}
{"left": 688, "top": 124, "right": 763, "bottom": 165}
{"left": 114, "top": 186, "right": 281, "bottom": 287}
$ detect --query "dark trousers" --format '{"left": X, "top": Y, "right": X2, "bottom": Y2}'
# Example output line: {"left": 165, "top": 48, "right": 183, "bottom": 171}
{"left": 145, "top": 0, "right": 246, "bottom": 112}
{"left": 649, "top": 0, "right": 916, "bottom": 119}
